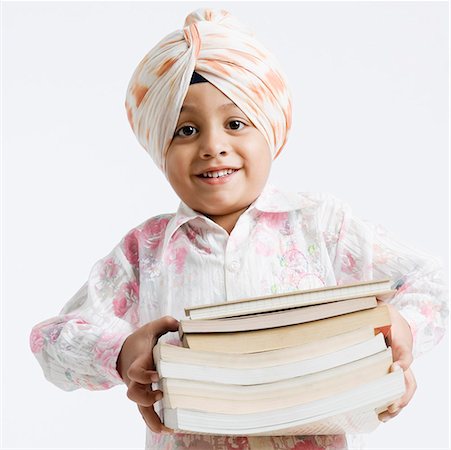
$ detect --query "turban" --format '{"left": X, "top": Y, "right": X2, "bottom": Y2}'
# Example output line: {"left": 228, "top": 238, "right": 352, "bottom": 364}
{"left": 125, "top": 8, "right": 292, "bottom": 173}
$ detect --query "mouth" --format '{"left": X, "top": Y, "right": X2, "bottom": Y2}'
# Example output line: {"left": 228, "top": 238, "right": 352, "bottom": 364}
{"left": 196, "top": 168, "right": 239, "bottom": 179}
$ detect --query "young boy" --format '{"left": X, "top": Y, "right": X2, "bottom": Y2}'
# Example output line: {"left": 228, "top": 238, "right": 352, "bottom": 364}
{"left": 30, "top": 8, "right": 448, "bottom": 450}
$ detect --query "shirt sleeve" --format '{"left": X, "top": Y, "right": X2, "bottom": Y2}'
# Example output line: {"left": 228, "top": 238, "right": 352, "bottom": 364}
{"left": 29, "top": 235, "right": 140, "bottom": 391}
{"left": 318, "top": 193, "right": 448, "bottom": 359}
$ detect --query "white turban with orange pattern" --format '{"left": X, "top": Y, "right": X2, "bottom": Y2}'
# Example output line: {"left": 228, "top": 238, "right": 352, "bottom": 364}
{"left": 125, "top": 8, "right": 292, "bottom": 173}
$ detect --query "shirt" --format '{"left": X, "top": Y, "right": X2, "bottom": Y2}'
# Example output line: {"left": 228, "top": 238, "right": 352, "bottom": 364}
{"left": 30, "top": 183, "right": 448, "bottom": 450}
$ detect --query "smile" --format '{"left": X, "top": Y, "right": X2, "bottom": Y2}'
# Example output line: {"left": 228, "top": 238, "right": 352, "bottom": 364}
{"left": 199, "top": 169, "right": 238, "bottom": 178}
{"left": 196, "top": 169, "right": 239, "bottom": 185}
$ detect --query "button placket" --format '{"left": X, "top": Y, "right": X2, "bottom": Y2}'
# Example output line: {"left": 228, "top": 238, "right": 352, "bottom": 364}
{"left": 224, "top": 245, "right": 241, "bottom": 300}
{"left": 227, "top": 259, "right": 241, "bottom": 272}
{"left": 224, "top": 215, "right": 252, "bottom": 300}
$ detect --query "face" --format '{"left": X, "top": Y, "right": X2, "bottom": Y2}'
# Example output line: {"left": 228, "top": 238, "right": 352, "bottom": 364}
{"left": 165, "top": 82, "right": 272, "bottom": 232}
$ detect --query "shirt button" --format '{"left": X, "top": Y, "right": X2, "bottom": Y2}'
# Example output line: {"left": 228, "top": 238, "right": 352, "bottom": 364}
{"left": 227, "top": 260, "right": 241, "bottom": 272}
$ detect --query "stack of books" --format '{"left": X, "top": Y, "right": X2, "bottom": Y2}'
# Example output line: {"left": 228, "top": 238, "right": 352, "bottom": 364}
{"left": 153, "top": 279, "right": 406, "bottom": 435}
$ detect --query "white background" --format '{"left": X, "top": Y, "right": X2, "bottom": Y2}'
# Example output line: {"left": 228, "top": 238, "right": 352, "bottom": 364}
{"left": 1, "top": 1, "right": 449, "bottom": 449}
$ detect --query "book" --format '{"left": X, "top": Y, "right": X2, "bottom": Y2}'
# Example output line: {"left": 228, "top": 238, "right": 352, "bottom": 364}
{"left": 185, "top": 279, "right": 394, "bottom": 320}
{"left": 156, "top": 326, "right": 374, "bottom": 369}
{"left": 162, "top": 370, "right": 406, "bottom": 435}
{"left": 182, "top": 304, "right": 391, "bottom": 353}
{"left": 157, "top": 280, "right": 399, "bottom": 435}
{"left": 160, "top": 346, "right": 393, "bottom": 414}
{"left": 179, "top": 296, "right": 377, "bottom": 336}
{"left": 154, "top": 331, "right": 386, "bottom": 385}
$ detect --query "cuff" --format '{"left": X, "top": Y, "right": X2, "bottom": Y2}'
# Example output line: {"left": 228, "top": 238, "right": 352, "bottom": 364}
{"left": 94, "top": 330, "right": 134, "bottom": 385}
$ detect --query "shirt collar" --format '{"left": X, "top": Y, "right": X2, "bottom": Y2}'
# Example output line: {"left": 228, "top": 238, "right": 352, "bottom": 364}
{"left": 250, "top": 182, "right": 312, "bottom": 213}
{"left": 163, "top": 183, "right": 312, "bottom": 247}
{"left": 162, "top": 202, "right": 206, "bottom": 250}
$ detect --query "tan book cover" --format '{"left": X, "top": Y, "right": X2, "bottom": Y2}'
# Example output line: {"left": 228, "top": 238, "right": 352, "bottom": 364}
{"left": 179, "top": 296, "right": 377, "bottom": 336}
{"left": 155, "top": 327, "right": 374, "bottom": 370}
{"left": 183, "top": 305, "right": 391, "bottom": 353}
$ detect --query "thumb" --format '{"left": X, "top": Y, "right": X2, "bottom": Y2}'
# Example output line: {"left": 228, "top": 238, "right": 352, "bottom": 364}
{"left": 148, "top": 316, "right": 180, "bottom": 341}
{"left": 391, "top": 344, "right": 413, "bottom": 371}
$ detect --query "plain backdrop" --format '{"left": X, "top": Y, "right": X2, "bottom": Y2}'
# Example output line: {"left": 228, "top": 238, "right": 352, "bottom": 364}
{"left": 2, "top": 1, "right": 449, "bottom": 449}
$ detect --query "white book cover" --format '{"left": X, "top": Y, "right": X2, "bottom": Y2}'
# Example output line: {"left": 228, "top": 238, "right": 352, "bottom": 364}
{"left": 157, "top": 332, "right": 387, "bottom": 385}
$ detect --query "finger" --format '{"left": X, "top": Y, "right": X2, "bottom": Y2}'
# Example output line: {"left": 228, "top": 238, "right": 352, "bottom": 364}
{"left": 128, "top": 367, "right": 159, "bottom": 385}
{"left": 127, "top": 381, "right": 163, "bottom": 407}
{"left": 128, "top": 352, "right": 160, "bottom": 383}
{"left": 138, "top": 404, "right": 163, "bottom": 433}
{"left": 390, "top": 346, "right": 413, "bottom": 371}
{"left": 378, "top": 408, "right": 401, "bottom": 423}
{"left": 390, "top": 368, "right": 417, "bottom": 411}
{"left": 138, "top": 404, "right": 174, "bottom": 434}
{"left": 389, "top": 362, "right": 403, "bottom": 372}
{"left": 385, "top": 367, "right": 417, "bottom": 416}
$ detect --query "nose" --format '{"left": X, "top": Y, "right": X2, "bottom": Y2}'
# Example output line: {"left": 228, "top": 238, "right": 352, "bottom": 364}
{"left": 200, "top": 148, "right": 228, "bottom": 159}
{"left": 198, "top": 127, "right": 230, "bottom": 159}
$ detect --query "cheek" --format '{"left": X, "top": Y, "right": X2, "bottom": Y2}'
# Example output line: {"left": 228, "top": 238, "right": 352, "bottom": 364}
{"left": 166, "top": 159, "right": 183, "bottom": 190}
{"left": 166, "top": 150, "right": 188, "bottom": 177}
{"left": 251, "top": 138, "right": 272, "bottom": 174}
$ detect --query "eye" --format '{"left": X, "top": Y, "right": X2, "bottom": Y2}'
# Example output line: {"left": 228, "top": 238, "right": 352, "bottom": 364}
{"left": 228, "top": 120, "right": 245, "bottom": 131}
{"left": 175, "top": 125, "right": 198, "bottom": 137}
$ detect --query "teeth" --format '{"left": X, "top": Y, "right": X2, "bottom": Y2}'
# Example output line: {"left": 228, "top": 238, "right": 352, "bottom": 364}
{"left": 201, "top": 169, "right": 236, "bottom": 178}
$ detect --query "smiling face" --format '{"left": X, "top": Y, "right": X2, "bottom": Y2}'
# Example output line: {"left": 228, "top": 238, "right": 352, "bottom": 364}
{"left": 165, "top": 82, "right": 272, "bottom": 233}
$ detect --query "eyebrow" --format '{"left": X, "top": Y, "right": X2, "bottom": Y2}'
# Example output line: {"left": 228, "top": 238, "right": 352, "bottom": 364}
{"left": 180, "top": 101, "right": 237, "bottom": 113}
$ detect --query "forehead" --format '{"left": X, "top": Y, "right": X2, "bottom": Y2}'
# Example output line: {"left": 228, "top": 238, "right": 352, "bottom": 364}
{"left": 180, "top": 82, "right": 241, "bottom": 114}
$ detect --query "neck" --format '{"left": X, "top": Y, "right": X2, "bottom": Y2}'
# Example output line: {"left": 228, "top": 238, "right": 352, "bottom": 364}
{"left": 206, "top": 206, "right": 249, "bottom": 234}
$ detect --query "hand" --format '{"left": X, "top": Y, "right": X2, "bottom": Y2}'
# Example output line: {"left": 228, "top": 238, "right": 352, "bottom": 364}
{"left": 117, "top": 315, "right": 179, "bottom": 433}
{"left": 377, "top": 301, "right": 417, "bottom": 422}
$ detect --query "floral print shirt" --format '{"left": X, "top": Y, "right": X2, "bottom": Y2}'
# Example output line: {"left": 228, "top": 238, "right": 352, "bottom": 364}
{"left": 30, "top": 184, "right": 448, "bottom": 450}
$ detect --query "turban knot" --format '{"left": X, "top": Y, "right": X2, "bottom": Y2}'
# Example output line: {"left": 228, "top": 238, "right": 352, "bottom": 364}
{"left": 125, "top": 8, "right": 292, "bottom": 173}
